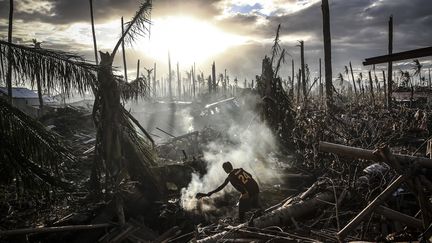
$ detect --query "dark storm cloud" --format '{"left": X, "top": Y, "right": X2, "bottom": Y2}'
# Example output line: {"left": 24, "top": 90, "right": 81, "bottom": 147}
{"left": 0, "top": 0, "right": 430, "bottom": 79}
{"left": 0, "top": 0, "right": 223, "bottom": 24}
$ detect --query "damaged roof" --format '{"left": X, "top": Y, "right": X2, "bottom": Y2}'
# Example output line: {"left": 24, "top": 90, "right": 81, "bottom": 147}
{"left": 0, "top": 87, "right": 39, "bottom": 99}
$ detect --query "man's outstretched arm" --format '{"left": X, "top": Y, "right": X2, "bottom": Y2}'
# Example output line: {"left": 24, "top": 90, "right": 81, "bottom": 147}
{"left": 196, "top": 178, "right": 229, "bottom": 199}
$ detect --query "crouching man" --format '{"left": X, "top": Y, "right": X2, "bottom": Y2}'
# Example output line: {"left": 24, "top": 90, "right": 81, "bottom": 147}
{"left": 196, "top": 161, "right": 260, "bottom": 221}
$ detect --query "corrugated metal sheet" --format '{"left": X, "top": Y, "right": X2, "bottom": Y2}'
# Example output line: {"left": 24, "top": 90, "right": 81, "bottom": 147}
{"left": 0, "top": 87, "right": 39, "bottom": 99}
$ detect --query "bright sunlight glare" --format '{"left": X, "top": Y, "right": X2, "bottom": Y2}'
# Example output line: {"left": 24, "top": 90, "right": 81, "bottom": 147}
{"left": 139, "top": 16, "right": 247, "bottom": 66}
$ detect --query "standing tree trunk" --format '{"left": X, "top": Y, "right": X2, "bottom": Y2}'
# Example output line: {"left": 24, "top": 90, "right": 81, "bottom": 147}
{"left": 36, "top": 69, "right": 43, "bottom": 110}
{"left": 296, "top": 69, "right": 301, "bottom": 104}
{"left": 193, "top": 63, "right": 196, "bottom": 97}
{"left": 382, "top": 70, "right": 387, "bottom": 108}
{"left": 387, "top": 15, "right": 393, "bottom": 109}
{"left": 177, "top": 62, "right": 181, "bottom": 98}
{"left": 6, "top": 0, "right": 14, "bottom": 104}
{"left": 368, "top": 70, "right": 375, "bottom": 106}
{"left": 121, "top": 17, "right": 128, "bottom": 82}
{"left": 211, "top": 61, "right": 216, "bottom": 94}
{"left": 300, "top": 41, "right": 307, "bottom": 103}
{"left": 153, "top": 62, "right": 156, "bottom": 97}
{"left": 89, "top": 0, "right": 98, "bottom": 65}
{"left": 349, "top": 62, "right": 357, "bottom": 97}
{"left": 168, "top": 51, "right": 172, "bottom": 99}
{"left": 319, "top": 58, "right": 323, "bottom": 99}
{"left": 291, "top": 59, "right": 295, "bottom": 97}
{"left": 136, "top": 59, "right": 140, "bottom": 80}
{"left": 322, "top": 0, "right": 333, "bottom": 112}
{"left": 428, "top": 68, "right": 431, "bottom": 89}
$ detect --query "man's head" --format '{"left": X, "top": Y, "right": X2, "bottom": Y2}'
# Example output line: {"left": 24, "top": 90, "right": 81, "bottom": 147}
{"left": 222, "top": 161, "right": 233, "bottom": 173}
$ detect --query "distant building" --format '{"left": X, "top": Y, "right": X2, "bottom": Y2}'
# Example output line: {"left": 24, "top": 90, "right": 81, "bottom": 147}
{"left": 0, "top": 87, "right": 58, "bottom": 117}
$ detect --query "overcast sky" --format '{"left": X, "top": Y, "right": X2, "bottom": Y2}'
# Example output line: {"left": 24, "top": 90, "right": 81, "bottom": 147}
{"left": 0, "top": 0, "right": 431, "bottom": 82}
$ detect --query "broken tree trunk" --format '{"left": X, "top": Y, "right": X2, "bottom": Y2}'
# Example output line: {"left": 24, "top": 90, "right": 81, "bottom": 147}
{"left": 89, "top": 0, "right": 98, "bottom": 65}
{"left": 349, "top": 61, "right": 357, "bottom": 97}
{"left": 197, "top": 191, "right": 335, "bottom": 243}
{"left": 6, "top": 0, "right": 13, "bottom": 104}
{"left": 322, "top": 0, "right": 333, "bottom": 112}
{"left": 337, "top": 175, "right": 406, "bottom": 240}
{"left": 387, "top": 15, "right": 393, "bottom": 109}
{"left": 368, "top": 70, "right": 375, "bottom": 106}
{"left": 0, "top": 224, "right": 112, "bottom": 236}
{"left": 121, "top": 17, "right": 128, "bottom": 82}
{"left": 319, "top": 141, "right": 432, "bottom": 169}
{"left": 168, "top": 51, "right": 172, "bottom": 99}
{"left": 300, "top": 41, "right": 307, "bottom": 103}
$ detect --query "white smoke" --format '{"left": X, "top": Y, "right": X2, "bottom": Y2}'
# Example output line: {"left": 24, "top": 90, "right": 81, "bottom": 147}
{"left": 180, "top": 115, "right": 282, "bottom": 212}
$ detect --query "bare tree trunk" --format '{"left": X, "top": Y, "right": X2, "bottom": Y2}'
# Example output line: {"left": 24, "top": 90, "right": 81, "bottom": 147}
{"left": 211, "top": 61, "right": 216, "bottom": 93}
{"left": 387, "top": 15, "right": 393, "bottom": 109}
{"left": 349, "top": 61, "right": 357, "bottom": 96}
{"left": 382, "top": 70, "right": 387, "bottom": 108}
{"left": 89, "top": 0, "right": 98, "bottom": 64}
{"left": 121, "top": 17, "right": 128, "bottom": 82}
{"left": 153, "top": 62, "right": 156, "bottom": 97}
{"left": 193, "top": 63, "right": 196, "bottom": 97}
{"left": 428, "top": 68, "right": 431, "bottom": 89}
{"left": 168, "top": 51, "right": 172, "bottom": 99}
{"left": 176, "top": 62, "right": 181, "bottom": 98}
{"left": 291, "top": 59, "right": 295, "bottom": 96}
{"left": 208, "top": 75, "right": 212, "bottom": 94}
{"left": 319, "top": 58, "right": 323, "bottom": 99}
{"left": 136, "top": 59, "right": 140, "bottom": 80}
{"left": 36, "top": 71, "right": 43, "bottom": 110}
{"left": 368, "top": 70, "right": 375, "bottom": 106}
{"left": 322, "top": 0, "right": 333, "bottom": 111}
{"left": 300, "top": 41, "right": 307, "bottom": 103}
{"left": 6, "top": 0, "right": 14, "bottom": 104}
{"left": 296, "top": 69, "right": 301, "bottom": 104}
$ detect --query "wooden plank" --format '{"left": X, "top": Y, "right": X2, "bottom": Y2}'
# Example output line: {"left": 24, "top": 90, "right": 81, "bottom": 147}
{"left": 363, "top": 46, "right": 432, "bottom": 66}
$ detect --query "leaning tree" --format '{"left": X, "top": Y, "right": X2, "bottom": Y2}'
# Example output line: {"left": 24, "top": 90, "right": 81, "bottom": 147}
{"left": 0, "top": 0, "right": 162, "bottom": 224}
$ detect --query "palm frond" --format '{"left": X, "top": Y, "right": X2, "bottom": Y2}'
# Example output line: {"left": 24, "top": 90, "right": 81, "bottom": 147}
{"left": 0, "top": 40, "right": 96, "bottom": 95}
{"left": 112, "top": 0, "right": 152, "bottom": 57}
{"left": 0, "top": 98, "right": 74, "bottom": 190}
{"left": 118, "top": 76, "right": 150, "bottom": 101}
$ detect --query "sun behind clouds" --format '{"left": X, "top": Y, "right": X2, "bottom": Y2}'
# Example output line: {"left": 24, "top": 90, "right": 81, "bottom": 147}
{"left": 138, "top": 16, "right": 247, "bottom": 66}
